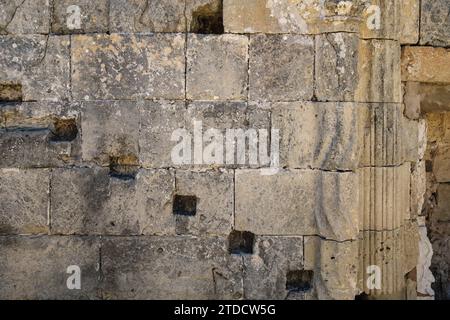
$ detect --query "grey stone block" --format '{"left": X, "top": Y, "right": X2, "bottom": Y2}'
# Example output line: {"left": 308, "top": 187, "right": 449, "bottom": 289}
{"left": 420, "top": 0, "right": 450, "bottom": 47}
{"left": 0, "top": 169, "right": 49, "bottom": 235}
{"left": 249, "top": 34, "right": 314, "bottom": 102}
{"left": 71, "top": 34, "right": 185, "bottom": 100}
{"left": 0, "top": 236, "right": 101, "bottom": 299}
{"left": 0, "top": 0, "right": 50, "bottom": 34}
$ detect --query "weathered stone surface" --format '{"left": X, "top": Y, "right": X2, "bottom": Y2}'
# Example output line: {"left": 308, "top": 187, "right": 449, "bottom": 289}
{"left": 356, "top": 39, "right": 401, "bottom": 103}
{"left": 399, "top": 0, "right": 420, "bottom": 44}
{"left": 358, "top": 0, "right": 400, "bottom": 40}
{"left": 0, "top": 35, "right": 70, "bottom": 101}
{"left": 272, "top": 101, "right": 365, "bottom": 170}
{"left": 242, "top": 236, "right": 305, "bottom": 300}
{"left": 0, "top": 236, "right": 100, "bottom": 299}
{"left": 0, "top": 169, "right": 49, "bottom": 235}
{"left": 0, "top": 0, "right": 50, "bottom": 34}
{"left": 110, "top": 0, "right": 185, "bottom": 33}
{"left": 403, "top": 82, "right": 421, "bottom": 120}
{"left": 433, "top": 144, "right": 450, "bottom": 183}
{"left": 235, "top": 169, "right": 359, "bottom": 241}
{"left": 357, "top": 164, "right": 411, "bottom": 232}
{"left": 52, "top": 0, "right": 109, "bottom": 34}
{"left": 420, "top": 0, "right": 450, "bottom": 47}
{"left": 50, "top": 168, "right": 175, "bottom": 235}
{"left": 187, "top": 34, "right": 248, "bottom": 100}
{"left": 417, "top": 221, "right": 435, "bottom": 297}
{"left": 402, "top": 46, "right": 450, "bottom": 84}
{"left": 71, "top": 34, "right": 185, "bottom": 100}
{"left": 81, "top": 101, "right": 139, "bottom": 166}
{"left": 101, "top": 236, "right": 243, "bottom": 299}
{"left": 139, "top": 100, "right": 185, "bottom": 168}
{"left": 315, "top": 33, "right": 359, "bottom": 102}
{"left": 304, "top": 236, "right": 358, "bottom": 300}
{"left": 419, "top": 83, "right": 450, "bottom": 114}
{"left": 249, "top": 34, "right": 314, "bottom": 101}
{"left": 358, "top": 223, "right": 419, "bottom": 298}
{"left": 186, "top": 0, "right": 223, "bottom": 33}
{"left": 411, "top": 161, "right": 426, "bottom": 219}
{"left": 174, "top": 170, "right": 233, "bottom": 236}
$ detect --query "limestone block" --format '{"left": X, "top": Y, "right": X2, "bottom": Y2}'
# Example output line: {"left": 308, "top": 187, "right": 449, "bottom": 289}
{"left": 81, "top": 101, "right": 139, "bottom": 166}
{"left": 186, "top": 34, "right": 248, "bottom": 100}
{"left": 356, "top": 39, "right": 401, "bottom": 103}
{"left": 184, "top": 101, "right": 271, "bottom": 168}
{"left": 304, "top": 236, "right": 359, "bottom": 300}
{"left": 403, "top": 82, "right": 421, "bottom": 120}
{"left": 101, "top": 236, "right": 243, "bottom": 299}
{"left": 235, "top": 169, "right": 359, "bottom": 241}
{"left": 0, "top": 236, "right": 100, "bottom": 299}
{"left": 52, "top": 0, "right": 109, "bottom": 34}
{"left": 71, "top": 34, "right": 185, "bottom": 100}
{"left": 419, "top": 83, "right": 450, "bottom": 114}
{"left": 0, "top": 169, "right": 49, "bottom": 235}
{"left": 110, "top": 0, "right": 185, "bottom": 33}
{"left": 411, "top": 161, "right": 426, "bottom": 219}
{"left": 399, "top": 0, "right": 420, "bottom": 44}
{"left": 272, "top": 101, "right": 365, "bottom": 170}
{"left": 420, "top": 0, "right": 450, "bottom": 47}
{"left": 174, "top": 170, "right": 233, "bottom": 236}
{"left": 249, "top": 34, "right": 314, "bottom": 101}
{"left": 358, "top": 223, "right": 419, "bottom": 298}
{"left": 401, "top": 46, "right": 450, "bottom": 84}
{"left": 433, "top": 144, "right": 450, "bottom": 183}
{"left": 0, "top": 0, "right": 50, "bottom": 34}
{"left": 139, "top": 100, "right": 186, "bottom": 168}
{"left": 315, "top": 33, "right": 359, "bottom": 102}
{"left": 242, "top": 236, "right": 305, "bottom": 300}
{"left": 50, "top": 168, "right": 175, "bottom": 235}
{"left": 0, "top": 35, "right": 71, "bottom": 101}
{"left": 357, "top": 163, "right": 411, "bottom": 232}
{"left": 359, "top": 0, "right": 400, "bottom": 41}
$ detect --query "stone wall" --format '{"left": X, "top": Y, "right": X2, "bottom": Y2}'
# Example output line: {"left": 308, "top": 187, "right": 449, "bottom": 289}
{"left": 0, "top": 0, "right": 445, "bottom": 300}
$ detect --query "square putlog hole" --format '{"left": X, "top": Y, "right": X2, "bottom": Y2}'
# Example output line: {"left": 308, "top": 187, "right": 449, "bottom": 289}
{"left": 286, "top": 270, "right": 313, "bottom": 292}
{"left": 190, "top": 1, "right": 224, "bottom": 34}
{"left": 228, "top": 230, "right": 255, "bottom": 254}
{"left": 173, "top": 195, "right": 197, "bottom": 216}
{"left": 0, "top": 83, "right": 22, "bottom": 101}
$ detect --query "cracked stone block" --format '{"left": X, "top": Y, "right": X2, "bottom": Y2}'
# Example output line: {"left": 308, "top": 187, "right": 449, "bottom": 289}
{"left": 0, "top": 169, "right": 49, "bottom": 235}
{"left": 420, "top": 0, "right": 450, "bottom": 47}
{"left": 101, "top": 236, "right": 243, "bottom": 299}
{"left": 249, "top": 34, "right": 314, "bottom": 102}
{"left": 242, "top": 236, "right": 306, "bottom": 300}
{"left": 356, "top": 39, "right": 401, "bottom": 103}
{"left": 399, "top": 0, "right": 420, "bottom": 44}
{"left": 0, "top": 0, "right": 50, "bottom": 34}
{"left": 184, "top": 101, "right": 271, "bottom": 169}
{"left": 139, "top": 100, "right": 185, "bottom": 168}
{"left": 272, "top": 102, "right": 365, "bottom": 170}
{"left": 357, "top": 222, "right": 419, "bottom": 298}
{"left": 0, "top": 236, "right": 100, "bottom": 299}
{"left": 50, "top": 168, "right": 176, "bottom": 235}
{"left": 81, "top": 101, "right": 139, "bottom": 166}
{"left": 71, "top": 34, "right": 185, "bottom": 100}
{"left": 235, "top": 169, "right": 359, "bottom": 241}
{"left": 187, "top": 34, "right": 248, "bottom": 100}
{"left": 304, "top": 236, "right": 358, "bottom": 300}
{"left": 357, "top": 163, "right": 411, "bottom": 232}
{"left": 0, "top": 35, "right": 71, "bottom": 101}
{"left": 110, "top": 0, "right": 185, "bottom": 33}
{"left": 174, "top": 170, "right": 233, "bottom": 236}
{"left": 52, "top": 0, "right": 109, "bottom": 34}
{"left": 223, "top": 0, "right": 363, "bottom": 34}
{"left": 315, "top": 33, "right": 359, "bottom": 102}
{"left": 401, "top": 46, "right": 450, "bottom": 84}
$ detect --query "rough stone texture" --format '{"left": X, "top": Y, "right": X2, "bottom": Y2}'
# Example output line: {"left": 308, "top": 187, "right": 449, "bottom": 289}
{"left": 0, "top": 236, "right": 100, "bottom": 299}
{"left": 249, "top": 34, "right": 314, "bottom": 102}
{"left": 0, "top": 169, "right": 49, "bottom": 235}
{"left": 399, "top": 0, "right": 420, "bottom": 44}
{"left": 402, "top": 46, "right": 450, "bottom": 84}
{"left": 187, "top": 34, "right": 248, "bottom": 101}
{"left": 101, "top": 236, "right": 243, "bottom": 299}
{"left": 52, "top": 0, "right": 109, "bottom": 34}
{"left": 0, "top": 35, "right": 70, "bottom": 101}
{"left": 71, "top": 34, "right": 185, "bottom": 100}
{"left": 0, "top": 0, "right": 50, "bottom": 34}
{"left": 420, "top": 0, "right": 450, "bottom": 47}
{"left": 235, "top": 169, "right": 359, "bottom": 241}
{"left": 272, "top": 101, "right": 365, "bottom": 170}
{"left": 417, "top": 218, "right": 435, "bottom": 298}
